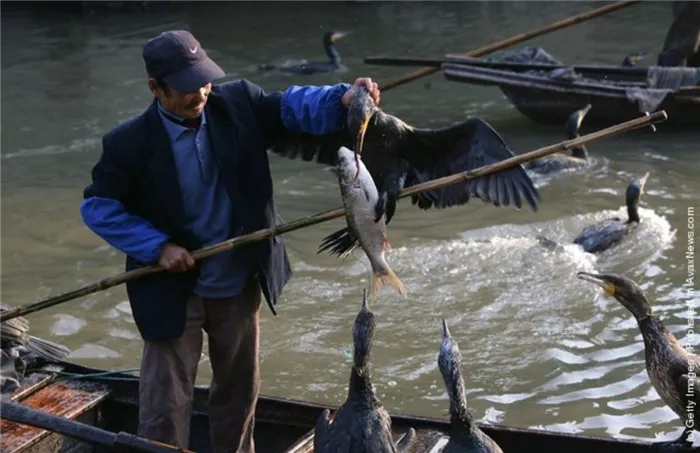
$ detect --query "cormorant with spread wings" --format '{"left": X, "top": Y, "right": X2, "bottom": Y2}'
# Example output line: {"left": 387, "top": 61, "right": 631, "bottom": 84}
{"left": 269, "top": 86, "right": 541, "bottom": 257}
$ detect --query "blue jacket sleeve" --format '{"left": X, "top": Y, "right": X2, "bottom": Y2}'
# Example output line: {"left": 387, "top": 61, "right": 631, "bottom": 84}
{"left": 280, "top": 83, "right": 352, "bottom": 134}
{"left": 81, "top": 133, "right": 170, "bottom": 265}
{"left": 81, "top": 197, "right": 169, "bottom": 265}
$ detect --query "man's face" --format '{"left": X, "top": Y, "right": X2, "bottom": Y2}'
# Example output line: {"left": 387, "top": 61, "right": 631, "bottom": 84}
{"left": 149, "top": 79, "right": 212, "bottom": 119}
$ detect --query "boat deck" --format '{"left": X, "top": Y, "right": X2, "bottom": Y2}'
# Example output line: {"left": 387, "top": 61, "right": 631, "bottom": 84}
{"left": 1, "top": 366, "right": 110, "bottom": 453}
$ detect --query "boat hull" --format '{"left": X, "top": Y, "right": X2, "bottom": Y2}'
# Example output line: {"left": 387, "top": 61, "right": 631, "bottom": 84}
{"left": 440, "top": 61, "right": 700, "bottom": 130}
{"left": 498, "top": 84, "right": 700, "bottom": 128}
{"left": 1, "top": 361, "right": 685, "bottom": 453}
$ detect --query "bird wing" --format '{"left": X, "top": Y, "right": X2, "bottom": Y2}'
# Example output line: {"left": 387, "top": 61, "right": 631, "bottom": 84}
{"left": 572, "top": 221, "right": 626, "bottom": 254}
{"left": 396, "top": 427, "right": 419, "bottom": 453}
{"left": 402, "top": 117, "right": 540, "bottom": 212}
{"left": 268, "top": 129, "right": 362, "bottom": 259}
{"left": 313, "top": 408, "right": 332, "bottom": 453}
{"left": 268, "top": 129, "right": 352, "bottom": 167}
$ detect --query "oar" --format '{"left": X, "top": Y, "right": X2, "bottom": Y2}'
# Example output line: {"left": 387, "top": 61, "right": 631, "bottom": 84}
{"left": 0, "top": 400, "right": 194, "bottom": 453}
{"left": 379, "top": 0, "right": 642, "bottom": 91}
{"left": 0, "top": 110, "right": 667, "bottom": 323}
{"left": 366, "top": 55, "right": 651, "bottom": 79}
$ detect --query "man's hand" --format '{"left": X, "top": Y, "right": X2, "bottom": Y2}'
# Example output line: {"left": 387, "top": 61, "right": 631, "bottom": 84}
{"left": 341, "top": 77, "right": 380, "bottom": 109}
{"left": 158, "top": 243, "right": 195, "bottom": 273}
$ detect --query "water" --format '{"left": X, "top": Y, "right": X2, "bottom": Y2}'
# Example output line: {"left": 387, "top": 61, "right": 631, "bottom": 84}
{"left": 2, "top": 1, "right": 699, "bottom": 445}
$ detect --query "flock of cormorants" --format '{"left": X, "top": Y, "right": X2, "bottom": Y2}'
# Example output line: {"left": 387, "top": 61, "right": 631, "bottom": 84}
{"left": 258, "top": 33, "right": 700, "bottom": 452}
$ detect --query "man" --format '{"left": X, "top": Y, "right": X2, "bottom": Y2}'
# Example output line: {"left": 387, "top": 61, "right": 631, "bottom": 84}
{"left": 80, "top": 29, "right": 380, "bottom": 452}
{"left": 657, "top": 1, "right": 700, "bottom": 67}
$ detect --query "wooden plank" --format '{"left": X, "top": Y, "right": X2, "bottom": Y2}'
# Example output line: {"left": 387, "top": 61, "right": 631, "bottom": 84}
{"left": 8, "top": 369, "right": 62, "bottom": 402}
{"left": 283, "top": 427, "right": 315, "bottom": 453}
{"left": 1, "top": 379, "right": 111, "bottom": 453}
{"left": 442, "top": 63, "right": 632, "bottom": 96}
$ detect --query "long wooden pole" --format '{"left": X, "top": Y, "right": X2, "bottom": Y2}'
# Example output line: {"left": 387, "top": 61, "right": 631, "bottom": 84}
{"left": 0, "top": 400, "right": 194, "bottom": 453}
{"left": 0, "top": 110, "right": 667, "bottom": 324}
{"left": 379, "top": 0, "right": 641, "bottom": 92}
{"left": 365, "top": 55, "right": 651, "bottom": 79}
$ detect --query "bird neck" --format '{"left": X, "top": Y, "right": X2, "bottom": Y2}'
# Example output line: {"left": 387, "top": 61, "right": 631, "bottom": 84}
{"left": 348, "top": 365, "right": 377, "bottom": 408}
{"left": 638, "top": 313, "right": 685, "bottom": 358}
{"left": 627, "top": 199, "right": 640, "bottom": 223}
{"left": 446, "top": 372, "right": 472, "bottom": 429}
{"left": 324, "top": 42, "right": 341, "bottom": 65}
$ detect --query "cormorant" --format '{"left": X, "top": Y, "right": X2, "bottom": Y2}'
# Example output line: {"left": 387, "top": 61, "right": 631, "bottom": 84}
{"left": 260, "top": 31, "right": 349, "bottom": 75}
{"left": 577, "top": 272, "right": 700, "bottom": 450}
{"left": 621, "top": 52, "right": 649, "bottom": 67}
{"left": 314, "top": 290, "right": 418, "bottom": 453}
{"left": 572, "top": 172, "right": 649, "bottom": 253}
{"left": 270, "top": 86, "right": 541, "bottom": 258}
{"left": 525, "top": 104, "right": 592, "bottom": 175}
{"left": 438, "top": 319, "right": 503, "bottom": 453}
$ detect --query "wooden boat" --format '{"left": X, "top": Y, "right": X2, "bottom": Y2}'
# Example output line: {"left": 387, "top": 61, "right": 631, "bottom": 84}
{"left": 440, "top": 57, "right": 700, "bottom": 130}
{"left": 1, "top": 360, "right": 692, "bottom": 453}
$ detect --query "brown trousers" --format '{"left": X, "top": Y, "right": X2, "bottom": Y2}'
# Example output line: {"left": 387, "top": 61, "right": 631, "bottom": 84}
{"left": 137, "top": 275, "right": 262, "bottom": 453}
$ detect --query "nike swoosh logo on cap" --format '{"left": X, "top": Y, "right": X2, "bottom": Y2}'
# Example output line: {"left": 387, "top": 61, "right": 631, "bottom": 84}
{"left": 189, "top": 46, "right": 198, "bottom": 53}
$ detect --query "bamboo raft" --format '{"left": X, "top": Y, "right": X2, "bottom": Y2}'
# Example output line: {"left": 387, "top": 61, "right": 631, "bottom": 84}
{"left": 1, "top": 360, "right": 696, "bottom": 453}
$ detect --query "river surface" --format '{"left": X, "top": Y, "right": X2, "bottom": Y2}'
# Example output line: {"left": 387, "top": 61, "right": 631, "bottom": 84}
{"left": 2, "top": 1, "right": 699, "bottom": 446}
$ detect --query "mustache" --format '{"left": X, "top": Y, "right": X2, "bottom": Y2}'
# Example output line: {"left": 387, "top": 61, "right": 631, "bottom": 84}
{"left": 186, "top": 96, "right": 207, "bottom": 109}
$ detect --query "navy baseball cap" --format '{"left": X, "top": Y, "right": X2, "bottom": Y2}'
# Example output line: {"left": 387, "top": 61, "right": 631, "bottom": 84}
{"left": 143, "top": 30, "right": 225, "bottom": 93}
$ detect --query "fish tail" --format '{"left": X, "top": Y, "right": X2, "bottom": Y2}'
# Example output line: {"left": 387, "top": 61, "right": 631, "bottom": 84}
{"left": 371, "top": 266, "right": 407, "bottom": 297}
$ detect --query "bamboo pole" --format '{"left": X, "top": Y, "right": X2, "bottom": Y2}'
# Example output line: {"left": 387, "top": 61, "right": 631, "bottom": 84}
{"left": 365, "top": 55, "right": 651, "bottom": 80}
{"left": 0, "top": 400, "right": 194, "bottom": 453}
{"left": 379, "top": 0, "right": 642, "bottom": 92}
{"left": 0, "top": 110, "right": 667, "bottom": 323}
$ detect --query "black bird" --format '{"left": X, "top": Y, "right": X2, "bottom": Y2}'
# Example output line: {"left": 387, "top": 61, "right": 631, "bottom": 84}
{"left": 573, "top": 172, "right": 649, "bottom": 253}
{"left": 260, "top": 31, "right": 349, "bottom": 75}
{"left": 577, "top": 272, "right": 699, "bottom": 450}
{"left": 525, "top": 104, "right": 592, "bottom": 175}
{"left": 270, "top": 86, "right": 541, "bottom": 258}
{"left": 314, "top": 290, "right": 418, "bottom": 453}
{"left": 621, "top": 52, "right": 649, "bottom": 67}
{"left": 438, "top": 319, "right": 503, "bottom": 453}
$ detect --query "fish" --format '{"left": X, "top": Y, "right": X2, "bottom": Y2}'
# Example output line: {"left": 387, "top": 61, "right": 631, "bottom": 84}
{"left": 334, "top": 145, "right": 407, "bottom": 298}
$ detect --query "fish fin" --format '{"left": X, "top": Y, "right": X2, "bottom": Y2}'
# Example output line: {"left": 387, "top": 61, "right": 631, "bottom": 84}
{"left": 374, "top": 192, "right": 388, "bottom": 223}
{"left": 372, "top": 266, "right": 407, "bottom": 297}
{"left": 317, "top": 227, "right": 359, "bottom": 258}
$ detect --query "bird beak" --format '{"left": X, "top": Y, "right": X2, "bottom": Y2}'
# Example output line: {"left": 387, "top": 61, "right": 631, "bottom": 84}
{"left": 576, "top": 271, "right": 616, "bottom": 296}
{"left": 352, "top": 111, "right": 372, "bottom": 180}
{"left": 332, "top": 31, "right": 351, "bottom": 41}
{"left": 442, "top": 318, "right": 450, "bottom": 337}
{"left": 355, "top": 117, "right": 370, "bottom": 157}
{"left": 638, "top": 172, "right": 650, "bottom": 192}
{"left": 580, "top": 104, "right": 592, "bottom": 115}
